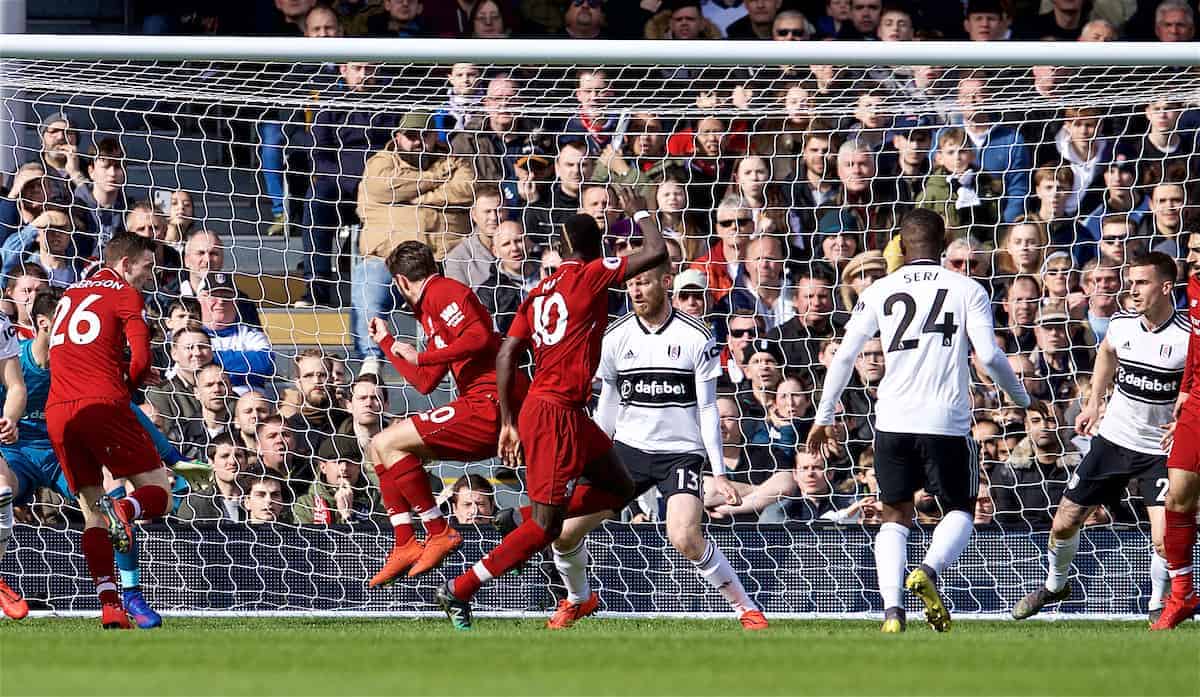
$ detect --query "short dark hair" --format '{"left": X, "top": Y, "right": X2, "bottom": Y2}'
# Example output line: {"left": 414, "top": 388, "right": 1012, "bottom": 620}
{"left": 898, "top": 208, "right": 946, "bottom": 250}
{"left": 562, "top": 213, "right": 604, "bottom": 260}
{"left": 31, "top": 286, "right": 63, "bottom": 325}
{"left": 386, "top": 241, "right": 438, "bottom": 281}
{"left": 206, "top": 431, "right": 239, "bottom": 460}
{"left": 1129, "top": 251, "right": 1178, "bottom": 284}
{"left": 103, "top": 232, "right": 157, "bottom": 267}
{"left": 451, "top": 473, "right": 495, "bottom": 503}
{"left": 172, "top": 319, "right": 209, "bottom": 346}
{"left": 88, "top": 137, "right": 125, "bottom": 165}
{"left": 167, "top": 297, "right": 202, "bottom": 320}
{"left": 255, "top": 413, "right": 287, "bottom": 435}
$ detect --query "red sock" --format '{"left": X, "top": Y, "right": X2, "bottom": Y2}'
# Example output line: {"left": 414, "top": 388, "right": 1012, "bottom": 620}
{"left": 1164, "top": 508, "right": 1198, "bottom": 598}
{"left": 389, "top": 457, "right": 447, "bottom": 536}
{"left": 452, "top": 518, "right": 555, "bottom": 600}
{"left": 120, "top": 485, "right": 169, "bottom": 521}
{"left": 564, "top": 484, "right": 627, "bottom": 519}
{"left": 374, "top": 463, "right": 414, "bottom": 546}
{"left": 81, "top": 527, "right": 119, "bottom": 605}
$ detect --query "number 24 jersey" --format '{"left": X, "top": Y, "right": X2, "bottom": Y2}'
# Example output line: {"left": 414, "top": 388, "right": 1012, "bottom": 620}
{"left": 842, "top": 261, "right": 999, "bottom": 437}
{"left": 508, "top": 255, "right": 629, "bottom": 409}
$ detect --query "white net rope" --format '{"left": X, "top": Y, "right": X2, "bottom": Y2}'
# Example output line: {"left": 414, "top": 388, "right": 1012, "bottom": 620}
{"left": 1, "top": 57, "right": 1198, "bottom": 616}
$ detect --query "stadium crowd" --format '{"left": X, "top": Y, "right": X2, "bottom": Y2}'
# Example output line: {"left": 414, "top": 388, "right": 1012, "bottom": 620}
{"left": 1, "top": 0, "right": 1198, "bottom": 536}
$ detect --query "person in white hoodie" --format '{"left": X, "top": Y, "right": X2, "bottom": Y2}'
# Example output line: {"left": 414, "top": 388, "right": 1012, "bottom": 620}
{"left": 1055, "top": 106, "right": 1115, "bottom": 218}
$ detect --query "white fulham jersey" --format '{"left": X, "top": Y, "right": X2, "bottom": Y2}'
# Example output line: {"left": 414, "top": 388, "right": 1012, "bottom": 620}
{"left": 597, "top": 309, "right": 721, "bottom": 455}
{"left": 823, "top": 261, "right": 997, "bottom": 437}
{"left": 1097, "top": 311, "right": 1189, "bottom": 455}
{"left": 0, "top": 315, "right": 17, "bottom": 361}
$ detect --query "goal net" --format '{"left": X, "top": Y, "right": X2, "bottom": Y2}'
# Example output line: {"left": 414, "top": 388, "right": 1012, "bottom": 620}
{"left": 1, "top": 37, "right": 1198, "bottom": 618}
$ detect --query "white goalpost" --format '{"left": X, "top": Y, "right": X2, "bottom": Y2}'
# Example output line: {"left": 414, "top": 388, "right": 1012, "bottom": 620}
{"left": 1, "top": 35, "right": 1198, "bottom": 619}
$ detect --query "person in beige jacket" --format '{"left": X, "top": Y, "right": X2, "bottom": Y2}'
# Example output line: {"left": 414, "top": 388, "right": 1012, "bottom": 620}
{"left": 352, "top": 111, "right": 475, "bottom": 364}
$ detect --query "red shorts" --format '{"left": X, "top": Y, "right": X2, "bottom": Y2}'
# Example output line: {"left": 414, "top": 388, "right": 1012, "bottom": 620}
{"left": 519, "top": 396, "right": 612, "bottom": 506}
{"left": 412, "top": 392, "right": 503, "bottom": 462}
{"left": 46, "top": 399, "right": 160, "bottom": 493}
{"left": 1168, "top": 414, "right": 1200, "bottom": 473}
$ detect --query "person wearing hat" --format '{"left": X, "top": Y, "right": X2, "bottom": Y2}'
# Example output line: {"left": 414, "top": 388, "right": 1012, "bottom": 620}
{"left": 199, "top": 272, "right": 276, "bottom": 396}
{"left": 1031, "top": 301, "right": 1093, "bottom": 403}
{"left": 35, "top": 112, "right": 85, "bottom": 188}
{"left": 294, "top": 434, "right": 382, "bottom": 525}
{"left": 740, "top": 337, "right": 786, "bottom": 421}
{"left": 355, "top": 108, "right": 473, "bottom": 360}
{"left": 672, "top": 267, "right": 710, "bottom": 320}
{"left": 837, "top": 250, "right": 888, "bottom": 314}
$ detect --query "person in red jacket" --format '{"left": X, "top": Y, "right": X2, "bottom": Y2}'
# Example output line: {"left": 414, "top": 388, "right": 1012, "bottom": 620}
{"left": 365, "top": 241, "right": 526, "bottom": 587}
{"left": 1155, "top": 231, "right": 1200, "bottom": 629}
{"left": 45, "top": 233, "right": 168, "bottom": 629}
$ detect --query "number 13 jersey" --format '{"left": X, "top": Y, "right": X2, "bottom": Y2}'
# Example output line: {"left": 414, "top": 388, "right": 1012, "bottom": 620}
{"left": 841, "top": 260, "right": 998, "bottom": 437}
{"left": 509, "top": 255, "right": 629, "bottom": 409}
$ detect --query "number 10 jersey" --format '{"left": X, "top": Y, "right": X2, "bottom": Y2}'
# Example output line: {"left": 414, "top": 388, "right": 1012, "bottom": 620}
{"left": 508, "top": 255, "right": 629, "bottom": 409}
{"left": 838, "top": 260, "right": 999, "bottom": 437}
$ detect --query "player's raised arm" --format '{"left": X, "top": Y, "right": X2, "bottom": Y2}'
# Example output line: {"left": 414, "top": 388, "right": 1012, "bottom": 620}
{"left": 1076, "top": 336, "right": 1117, "bottom": 436}
{"left": 964, "top": 284, "right": 1030, "bottom": 408}
{"left": 368, "top": 317, "right": 449, "bottom": 395}
{"left": 613, "top": 184, "right": 667, "bottom": 281}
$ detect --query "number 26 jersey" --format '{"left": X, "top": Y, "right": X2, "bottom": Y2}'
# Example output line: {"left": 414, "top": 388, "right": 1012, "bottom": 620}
{"left": 508, "top": 255, "right": 629, "bottom": 409}
{"left": 842, "top": 261, "right": 998, "bottom": 437}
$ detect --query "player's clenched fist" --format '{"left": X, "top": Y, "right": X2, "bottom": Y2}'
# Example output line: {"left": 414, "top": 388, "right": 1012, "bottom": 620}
{"left": 0, "top": 417, "right": 16, "bottom": 444}
{"left": 367, "top": 317, "right": 391, "bottom": 344}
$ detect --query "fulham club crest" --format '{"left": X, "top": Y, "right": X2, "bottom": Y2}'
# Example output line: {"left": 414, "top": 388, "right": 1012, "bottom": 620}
{"left": 1162, "top": 344, "right": 1174, "bottom": 359}
{"left": 667, "top": 345, "right": 681, "bottom": 360}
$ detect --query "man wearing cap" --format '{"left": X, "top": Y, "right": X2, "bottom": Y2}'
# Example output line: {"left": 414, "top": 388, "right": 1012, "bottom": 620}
{"left": 673, "top": 268, "right": 710, "bottom": 320}
{"left": 34, "top": 113, "right": 86, "bottom": 189}
{"left": 294, "top": 434, "right": 382, "bottom": 525}
{"left": 355, "top": 109, "right": 474, "bottom": 361}
{"left": 740, "top": 337, "right": 786, "bottom": 421}
{"left": 200, "top": 273, "right": 276, "bottom": 395}
{"left": 1031, "top": 302, "right": 1094, "bottom": 403}
{"left": 1081, "top": 156, "right": 1150, "bottom": 247}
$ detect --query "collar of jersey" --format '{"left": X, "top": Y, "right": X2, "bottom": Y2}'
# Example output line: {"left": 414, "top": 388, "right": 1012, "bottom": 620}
{"left": 905, "top": 259, "right": 939, "bottom": 266}
{"left": 636, "top": 308, "right": 676, "bottom": 335}
{"left": 1142, "top": 310, "right": 1180, "bottom": 334}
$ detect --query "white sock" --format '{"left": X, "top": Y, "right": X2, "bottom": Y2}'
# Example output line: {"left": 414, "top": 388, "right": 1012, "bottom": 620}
{"left": 875, "top": 522, "right": 910, "bottom": 610}
{"left": 1045, "top": 530, "right": 1080, "bottom": 593}
{"left": 1150, "top": 549, "right": 1170, "bottom": 611}
{"left": 693, "top": 540, "right": 756, "bottom": 615}
{"left": 552, "top": 539, "right": 591, "bottom": 604}
{"left": 0, "top": 487, "right": 12, "bottom": 563}
{"left": 922, "top": 509, "right": 974, "bottom": 576}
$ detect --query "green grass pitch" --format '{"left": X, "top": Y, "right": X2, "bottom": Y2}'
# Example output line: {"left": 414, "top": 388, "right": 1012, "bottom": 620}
{"left": 1, "top": 616, "right": 1196, "bottom": 696}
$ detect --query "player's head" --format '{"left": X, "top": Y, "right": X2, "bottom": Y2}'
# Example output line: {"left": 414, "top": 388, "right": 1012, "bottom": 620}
{"left": 104, "top": 232, "right": 158, "bottom": 290}
{"left": 561, "top": 213, "right": 604, "bottom": 262}
{"left": 626, "top": 258, "right": 672, "bottom": 321}
{"left": 1186, "top": 231, "right": 1200, "bottom": 279}
{"left": 385, "top": 240, "right": 438, "bottom": 303}
{"left": 1126, "top": 252, "right": 1177, "bottom": 316}
{"left": 30, "top": 286, "right": 63, "bottom": 336}
{"left": 896, "top": 208, "right": 946, "bottom": 263}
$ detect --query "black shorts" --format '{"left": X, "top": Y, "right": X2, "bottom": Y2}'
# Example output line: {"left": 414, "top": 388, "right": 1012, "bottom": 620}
{"left": 614, "top": 441, "right": 704, "bottom": 501}
{"left": 873, "top": 430, "right": 978, "bottom": 512}
{"left": 1065, "top": 435, "right": 1169, "bottom": 508}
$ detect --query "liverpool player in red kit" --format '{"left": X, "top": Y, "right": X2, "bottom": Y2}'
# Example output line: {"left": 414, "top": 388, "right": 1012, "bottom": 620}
{"left": 437, "top": 186, "right": 667, "bottom": 629}
{"left": 365, "top": 241, "right": 527, "bottom": 585}
{"left": 45, "top": 233, "right": 170, "bottom": 629}
{"left": 1156, "top": 230, "right": 1200, "bottom": 629}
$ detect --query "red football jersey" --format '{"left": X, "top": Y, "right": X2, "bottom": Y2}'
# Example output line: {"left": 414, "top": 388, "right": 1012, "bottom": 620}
{"left": 47, "top": 267, "right": 152, "bottom": 407}
{"left": 509, "top": 255, "right": 629, "bottom": 408}
{"left": 1181, "top": 274, "right": 1200, "bottom": 413}
{"left": 380, "top": 274, "right": 502, "bottom": 396}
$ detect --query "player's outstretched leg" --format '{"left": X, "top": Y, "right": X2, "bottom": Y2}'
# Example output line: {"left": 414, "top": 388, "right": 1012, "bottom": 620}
{"left": 368, "top": 424, "right": 461, "bottom": 586}
{"left": 1014, "top": 501, "right": 1089, "bottom": 620}
{"left": 77, "top": 488, "right": 130, "bottom": 629}
{"left": 1152, "top": 468, "right": 1200, "bottom": 630}
{"left": 664, "top": 493, "right": 765, "bottom": 630}
{"left": 105, "top": 484, "right": 161, "bottom": 629}
{"left": 547, "top": 513, "right": 605, "bottom": 630}
{"left": 0, "top": 481, "right": 29, "bottom": 620}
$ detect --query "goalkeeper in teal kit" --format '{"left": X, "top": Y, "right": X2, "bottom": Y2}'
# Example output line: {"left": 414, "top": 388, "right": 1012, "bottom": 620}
{"left": 0, "top": 288, "right": 200, "bottom": 626}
